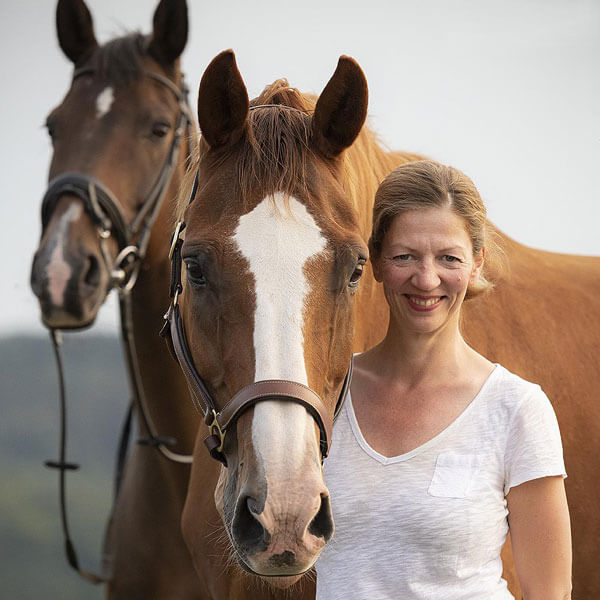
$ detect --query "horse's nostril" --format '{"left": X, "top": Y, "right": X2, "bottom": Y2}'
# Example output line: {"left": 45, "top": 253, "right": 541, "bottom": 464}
{"left": 83, "top": 255, "right": 100, "bottom": 287}
{"left": 308, "top": 493, "right": 334, "bottom": 541}
{"left": 231, "top": 496, "right": 270, "bottom": 555}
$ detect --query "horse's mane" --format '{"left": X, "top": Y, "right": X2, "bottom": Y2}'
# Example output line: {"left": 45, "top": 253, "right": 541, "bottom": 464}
{"left": 178, "top": 78, "right": 418, "bottom": 237}
{"left": 91, "top": 32, "right": 148, "bottom": 84}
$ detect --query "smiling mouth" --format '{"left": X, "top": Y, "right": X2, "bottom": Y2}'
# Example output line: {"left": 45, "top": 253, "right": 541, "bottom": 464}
{"left": 406, "top": 295, "right": 444, "bottom": 310}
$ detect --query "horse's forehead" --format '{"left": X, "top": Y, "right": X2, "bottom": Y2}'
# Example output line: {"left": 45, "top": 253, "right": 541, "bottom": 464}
{"left": 233, "top": 193, "right": 328, "bottom": 258}
{"left": 63, "top": 66, "right": 166, "bottom": 109}
{"left": 232, "top": 193, "right": 329, "bottom": 385}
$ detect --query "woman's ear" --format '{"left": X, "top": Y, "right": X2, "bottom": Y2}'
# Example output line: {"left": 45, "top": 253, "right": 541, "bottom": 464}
{"left": 368, "top": 240, "right": 383, "bottom": 282}
{"left": 470, "top": 246, "right": 485, "bottom": 283}
{"left": 371, "top": 257, "right": 383, "bottom": 282}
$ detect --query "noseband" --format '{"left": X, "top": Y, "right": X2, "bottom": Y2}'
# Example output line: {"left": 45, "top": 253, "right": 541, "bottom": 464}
{"left": 161, "top": 126, "right": 353, "bottom": 465}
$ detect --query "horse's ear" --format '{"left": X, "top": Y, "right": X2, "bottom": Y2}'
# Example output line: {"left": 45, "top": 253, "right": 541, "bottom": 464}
{"left": 148, "top": 0, "right": 188, "bottom": 65}
{"left": 197, "top": 50, "right": 249, "bottom": 149}
{"left": 312, "top": 56, "right": 368, "bottom": 159}
{"left": 56, "top": 0, "right": 98, "bottom": 65}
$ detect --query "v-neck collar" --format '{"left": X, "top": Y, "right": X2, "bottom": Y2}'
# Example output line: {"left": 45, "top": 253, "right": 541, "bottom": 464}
{"left": 345, "top": 364, "right": 500, "bottom": 465}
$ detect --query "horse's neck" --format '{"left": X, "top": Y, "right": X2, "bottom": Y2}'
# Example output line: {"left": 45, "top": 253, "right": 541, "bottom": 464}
{"left": 128, "top": 155, "right": 197, "bottom": 454}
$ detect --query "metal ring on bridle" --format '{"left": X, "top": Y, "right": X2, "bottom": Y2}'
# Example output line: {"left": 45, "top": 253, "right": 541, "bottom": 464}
{"left": 112, "top": 245, "right": 141, "bottom": 291}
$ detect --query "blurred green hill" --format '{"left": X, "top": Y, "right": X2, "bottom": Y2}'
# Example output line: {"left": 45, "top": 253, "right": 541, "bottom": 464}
{"left": 1, "top": 333, "right": 128, "bottom": 599}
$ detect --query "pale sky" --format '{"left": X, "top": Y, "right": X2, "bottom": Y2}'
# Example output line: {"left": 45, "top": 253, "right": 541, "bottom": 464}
{"left": 1, "top": 0, "right": 599, "bottom": 335}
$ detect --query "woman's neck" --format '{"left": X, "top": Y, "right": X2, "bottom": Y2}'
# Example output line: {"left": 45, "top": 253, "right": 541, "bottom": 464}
{"left": 367, "top": 315, "right": 474, "bottom": 389}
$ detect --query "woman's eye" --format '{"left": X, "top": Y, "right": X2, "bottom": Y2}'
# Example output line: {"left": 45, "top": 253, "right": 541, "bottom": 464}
{"left": 185, "top": 260, "right": 206, "bottom": 286}
{"left": 349, "top": 262, "right": 364, "bottom": 287}
{"left": 442, "top": 255, "right": 461, "bottom": 263}
{"left": 151, "top": 121, "right": 170, "bottom": 138}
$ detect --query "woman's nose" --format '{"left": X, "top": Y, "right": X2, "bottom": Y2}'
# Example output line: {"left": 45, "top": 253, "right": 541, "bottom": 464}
{"left": 411, "top": 259, "right": 441, "bottom": 291}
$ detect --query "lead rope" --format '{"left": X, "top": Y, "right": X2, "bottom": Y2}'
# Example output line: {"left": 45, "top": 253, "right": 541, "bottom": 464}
{"left": 44, "top": 291, "right": 191, "bottom": 586}
{"left": 45, "top": 330, "right": 109, "bottom": 584}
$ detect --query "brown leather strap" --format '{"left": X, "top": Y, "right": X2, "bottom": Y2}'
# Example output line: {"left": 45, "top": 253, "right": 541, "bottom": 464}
{"left": 214, "top": 380, "right": 333, "bottom": 458}
{"left": 167, "top": 303, "right": 215, "bottom": 416}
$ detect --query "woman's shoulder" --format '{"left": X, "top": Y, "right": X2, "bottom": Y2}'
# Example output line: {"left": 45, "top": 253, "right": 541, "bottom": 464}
{"left": 490, "top": 364, "right": 542, "bottom": 395}
{"left": 483, "top": 363, "right": 553, "bottom": 420}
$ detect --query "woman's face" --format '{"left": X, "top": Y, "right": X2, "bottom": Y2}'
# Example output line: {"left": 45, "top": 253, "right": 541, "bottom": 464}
{"left": 372, "top": 206, "right": 483, "bottom": 335}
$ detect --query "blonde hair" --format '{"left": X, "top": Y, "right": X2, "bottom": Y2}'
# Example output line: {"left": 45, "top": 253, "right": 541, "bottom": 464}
{"left": 370, "top": 160, "right": 502, "bottom": 299}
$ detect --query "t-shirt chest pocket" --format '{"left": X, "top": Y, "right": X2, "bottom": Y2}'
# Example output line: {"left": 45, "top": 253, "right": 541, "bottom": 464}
{"left": 428, "top": 452, "right": 482, "bottom": 499}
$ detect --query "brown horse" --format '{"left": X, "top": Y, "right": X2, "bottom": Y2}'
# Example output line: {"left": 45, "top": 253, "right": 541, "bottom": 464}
{"left": 29, "top": 0, "right": 202, "bottom": 597}
{"left": 172, "top": 49, "right": 599, "bottom": 598}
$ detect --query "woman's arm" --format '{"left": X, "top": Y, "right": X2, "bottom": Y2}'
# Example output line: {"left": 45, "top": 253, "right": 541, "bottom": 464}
{"left": 506, "top": 476, "right": 572, "bottom": 600}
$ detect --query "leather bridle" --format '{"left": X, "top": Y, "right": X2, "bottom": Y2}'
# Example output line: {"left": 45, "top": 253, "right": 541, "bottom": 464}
{"left": 160, "top": 127, "right": 353, "bottom": 466}
{"left": 41, "top": 67, "right": 194, "bottom": 584}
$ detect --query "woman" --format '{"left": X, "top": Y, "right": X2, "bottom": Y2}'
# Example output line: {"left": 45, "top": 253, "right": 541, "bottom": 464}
{"left": 316, "top": 160, "right": 571, "bottom": 599}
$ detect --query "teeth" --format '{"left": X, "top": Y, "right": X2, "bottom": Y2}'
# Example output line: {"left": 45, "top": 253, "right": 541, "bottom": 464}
{"left": 410, "top": 296, "right": 440, "bottom": 307}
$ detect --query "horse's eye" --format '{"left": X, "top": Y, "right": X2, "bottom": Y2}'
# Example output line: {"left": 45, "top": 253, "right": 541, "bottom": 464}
{"left": 152, "top": 121, "right": 170, "bottom": 138}
{"left": 349, "top": 262, "right": 364, "bottom": 287}
{"left": 185, "top": 259, "right": 206, "bottom": 287}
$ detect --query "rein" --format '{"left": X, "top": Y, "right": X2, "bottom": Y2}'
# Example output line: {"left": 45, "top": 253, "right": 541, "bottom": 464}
{"left": 160, "top": 111, "right": 352, "bottom": 466}
{"left": 42, "top": 67, "right": 194, "bottom": 584}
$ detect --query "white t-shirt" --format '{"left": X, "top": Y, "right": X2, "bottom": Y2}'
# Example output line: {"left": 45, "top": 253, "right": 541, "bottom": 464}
{"left": 316, "top": 364, "right": 566, "bottom": 600}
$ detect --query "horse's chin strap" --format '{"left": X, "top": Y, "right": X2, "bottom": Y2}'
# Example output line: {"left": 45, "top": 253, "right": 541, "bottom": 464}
{"left": 42, "top": 69, "right": 194, "bottom": 585}
{"left": 160, "top": 175, "right": 353, "bottom": 467}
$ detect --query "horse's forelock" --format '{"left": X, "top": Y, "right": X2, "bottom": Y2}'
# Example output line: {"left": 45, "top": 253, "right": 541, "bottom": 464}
{"left": 91, "top": 32, "right": 148, "bottom": 85}
{"left": 176, "top": 81, "right": 318, "bottom": 218}
{"left": 251, "top": 79, "right": 315, "bottom": 112}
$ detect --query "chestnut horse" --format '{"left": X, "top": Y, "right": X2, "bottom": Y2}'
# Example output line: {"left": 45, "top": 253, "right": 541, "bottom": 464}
{"left": 29, "top": 0, "right": 203, "bottom": 597}
{"left": 170, "top": 49, "right": 599, "bottom": 599}
{"left": 167, "top": 50, "right": 424, "bottom": 592}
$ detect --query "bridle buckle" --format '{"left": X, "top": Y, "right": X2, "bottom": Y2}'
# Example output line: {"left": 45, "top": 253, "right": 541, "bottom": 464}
{"left": 169, "top": 221, "right": 184, "bottom": 260}
{"left": 207, "top": 409, "right": 225, "bottom": 454}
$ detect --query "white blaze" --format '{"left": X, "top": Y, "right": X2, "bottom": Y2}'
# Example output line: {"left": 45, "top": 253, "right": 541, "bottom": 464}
{"left": 46, "top": 203, "right": 83, "bottom": 306}
{"left": 95, "top": 87, "right": 114, "bottom": 119}
{"left": 233, "top": 193, "right": 328, "bottom": 470}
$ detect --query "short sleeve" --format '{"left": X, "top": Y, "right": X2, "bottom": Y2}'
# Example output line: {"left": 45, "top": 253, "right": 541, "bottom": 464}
{"left": 504, "top": 386, "right": 566, "bottom": 494}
